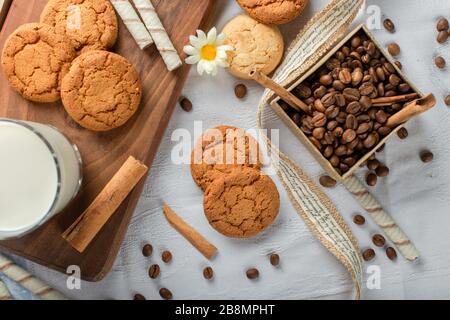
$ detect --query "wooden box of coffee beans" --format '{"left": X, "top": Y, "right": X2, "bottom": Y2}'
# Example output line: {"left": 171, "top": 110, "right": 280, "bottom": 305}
{"left": 270, "top": 25, "right": 422, "bottom": 181}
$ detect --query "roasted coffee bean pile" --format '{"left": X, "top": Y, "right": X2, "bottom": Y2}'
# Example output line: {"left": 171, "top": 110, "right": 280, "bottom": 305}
{"left": 282, "top": 31, "right": 415, "bottom": 176}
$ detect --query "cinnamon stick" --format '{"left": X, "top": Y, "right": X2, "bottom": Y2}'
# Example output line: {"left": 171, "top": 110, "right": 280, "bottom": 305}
{"left": 63, "top": 156, "right": 148, "bottom": 252}
{"left": 371, "top": 93, "right": 419, "bottom": 105}
{"left": 249, "top": 70, "right": 310, "bottom": 114}
{"left": 163, "top": 204, "right": 218, "bottom": 259}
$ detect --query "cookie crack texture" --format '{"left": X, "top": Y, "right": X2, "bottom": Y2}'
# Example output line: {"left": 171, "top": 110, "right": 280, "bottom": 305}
{"left": 204, "top": 167, "right": 280, "bottom": 238}
{"left": 237, "top": 0, "right": 307, "bottom": 25}
{"left": 61, "top": 50, "right": 141, "bottom": 131}
{"left": 40, "top": 0, "right": 118, "bottom": 53}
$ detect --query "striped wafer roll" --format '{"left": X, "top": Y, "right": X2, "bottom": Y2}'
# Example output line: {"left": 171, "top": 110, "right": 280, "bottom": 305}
{"left": 132, "top": 0, "right": 182, "bottom": 71}
{"left": 0, "top": 279, "right": 12, "bottom": 300}
{"left": 110, "top": 0, "right": 153, "bottom": 49}
{"left": 0, "top": 254, "right": 65, "bottom": 300}
{"left": 343, "top": 175, "right": 420, "bottom": 261}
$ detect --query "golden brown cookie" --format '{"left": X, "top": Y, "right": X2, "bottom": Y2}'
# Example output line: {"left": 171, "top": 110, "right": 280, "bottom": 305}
{"left": 61, "top": 50, "right": 141, "bottom": 131}
{"left": 203, "top": 167, "right": 280, "bottom": 238}
{"left": 222, "top": 15, "right": 284, "bottom": 80}
{"left": 236, "top": 0, "right": 308, "bottom": 25}
{"left": 191, "top": 125, "right": 262, "bottom": 190}
{"left": 1, "top": 23, "right": 77, "bottom": 103}
{"left": 40, "top": 0, "right": 118, "bottom": 53}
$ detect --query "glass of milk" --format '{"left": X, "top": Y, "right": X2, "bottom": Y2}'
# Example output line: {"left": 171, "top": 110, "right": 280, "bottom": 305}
{"left": 0, "top": 119, "right": 83, "bottom": 240}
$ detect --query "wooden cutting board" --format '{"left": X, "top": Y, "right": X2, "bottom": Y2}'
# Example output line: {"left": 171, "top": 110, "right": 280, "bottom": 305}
{"left": 0, "top": 0, "right": 214, "bottom": 281}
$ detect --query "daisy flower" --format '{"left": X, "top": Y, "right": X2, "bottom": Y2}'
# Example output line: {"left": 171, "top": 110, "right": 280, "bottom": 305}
{"left": 183, "top": 27, "right": 234, "bottom": 76}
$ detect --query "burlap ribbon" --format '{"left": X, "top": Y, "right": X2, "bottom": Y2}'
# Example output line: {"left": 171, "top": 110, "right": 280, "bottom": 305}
{"left": 257, "top": 0, "right": 365, "bottom": 299}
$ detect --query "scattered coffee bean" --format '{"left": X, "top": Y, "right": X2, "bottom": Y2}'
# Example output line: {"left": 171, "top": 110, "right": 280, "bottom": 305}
{"left": 159, "top": 288, "right": 173, "bottom": 300}
{"left": 162, "top": 250, "right": 172, "bottom": 263}
{"left": 319, "top": 175, "right": 337, "bottom": 188}
{"left": 387, "top": 43, "right": 400, "bottom": 56}
{"left": 235, "top": 83, "right": 247, "bottom": 99}
{"left": 134, "top": 293, "right": 146, "bottom": 300}
{"left": 375, "top": 165, "right": 390, "bottom": 177}
{"left": 362, "top": 248, "right": 376, "bottom": 261}
{"left": 179, "top": 97, "right": 192, "bottom": 112}
{"left": 394, "top": 61, "right": 402, "bottom": 69}
{"left": 372, "top": 234, "right": 386, "bottom": 247}
{"left": 367, "top": 159, "right": 380, "bottom": 170}
{"left": 386, "top": 247, "right": 397, "bottom": 261}
{"left": 437, "top": 31, "right": 449, "bottom": 44}
{"left": 397, "top": 127, "right": 408, "bottom": 139}
{"left": 445, "top": 95, "right": 450, "bottom": 106}
{"left": 148, "top": 264, "right": 160, "bottom": 279}
{"left": 203, "top": 267, "right": 214, "bottom": 280}
{"left": 366, "top": 173, "right": 378, "bottom": 186}
{"left": 353, "top": 214, "right": 365, "bottom": 225}
{"left": 435, "top": 56, "right": 446, "bottom": 69}
{"left": 437, "top": 18, "right": 449, "bottom": 32}
{"left": 383, "top": 19, "right": 395, "bottom": 33}
{"left": 420, "top": 151, "right": 434, "bottom": 163}
{"left": 142, "top": 244, "right": 153, "bottom": 257}
{"left": 246, "top": 268, "right": 259, "bottom": 279}
{"left": 270, "top": 254, "right": 280, "bottom": 266}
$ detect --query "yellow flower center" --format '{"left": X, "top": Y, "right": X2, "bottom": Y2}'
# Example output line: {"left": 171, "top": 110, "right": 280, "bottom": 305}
{"left": 200, "top": 44, "right": 217, "bottom": 61}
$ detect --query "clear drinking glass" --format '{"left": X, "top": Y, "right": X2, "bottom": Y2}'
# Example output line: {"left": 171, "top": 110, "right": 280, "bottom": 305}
{"left": 0, "top": 118, "right": 82, "bottom": 240}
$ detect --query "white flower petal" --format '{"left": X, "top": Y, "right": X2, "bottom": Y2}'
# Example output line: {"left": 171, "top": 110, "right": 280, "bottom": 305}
{"left": 185, "top": 55, "right": 200, "bottom": 65}
{"left": 216, "top": 32, "right": 226, "bottom": 45}
{"left": 197, "top": 60, "right": 205, "bottom": 75}
{"left": 207, "top": 27, "right": 217, "bottom": 44}
{"left": 218, "top": 45, "right": 234, "bottom": 52}
{"left": 216, "top": 58, "right": 229, "bottom": 68}
{"left": 189, "top": 35, "right": 202, "bottom": 49}
{"left": 216, "top": 50, "right": 228, "bottom": 59}
{"left": 196, "top": 30, "right": 207, "bottom": 41}
{"left": 183, "top": 45, "right": 198, "bottom": 56}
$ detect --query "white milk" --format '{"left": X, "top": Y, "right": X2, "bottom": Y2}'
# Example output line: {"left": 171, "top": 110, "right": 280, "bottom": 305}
{"left": 0, "top": 119, "right": 82, "bottom": 239}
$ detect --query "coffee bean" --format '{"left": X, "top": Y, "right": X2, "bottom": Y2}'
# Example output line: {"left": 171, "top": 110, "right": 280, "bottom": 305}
{"left": 437, "top": 18, "right": 449, "bottom": 32}
{"left": 435, "top": 56, "right": 446, "bottom": 69}
{"left": 329, "top": 155, "right": 340, "bottom": 167}
{"left": 149, "top": 264, "right": 160, "bottom": 279}
{"left": 389, "top": 74, "right": 401, "bottom": 86}
{"left": 333, "top": 80, "right": 345, "bottom": 91}
{"left": 437, "top": 31, "right": 449, "bottom": 44}
{"left": 346, "top": 102, "right": 361, "bottom": 114}
{"left": 319, "top": 175, "right": 337, "bottom": 188}
{"left": 246, "top": 268, "right": 259, "bottom": 279}
{"left": 397, "top": 127, "right": 408, "bottom": 139}
{"left": 320, "top": 74, "right": 333, "bottom": 86}
{"left": 372, "top": 234, "right": 386, "bottom": 247}
{"left": 351, "top": 36, "right": 362, "bottom": 48}
{"left": 367, "top": 159, "right": 380, "bottom": 170}
{"left": 312, "top": 113, "right": 327, "bottom": 127}
{"left": 159, "top": 288, "right": 173, "bottom": 300}
{"left": 387, "top": 43, "right": 400, "bottom": 56}
{"left": 134, "top": 293, "right": 146, "bottom": 300}
{"left": 345, "top": 114, "right": 358, "bottom": 130}
{"left": 398, "top": 83, "right": 411, "bottom": 93}
{"left": 323, "top": 146, "right": 334, "bottom": 158}
{"left": 309, "top": 137, "right": 322, "bottom": 150}
{"left": 375, "top": 67, "right": 386, "bottom": 82}
{"left": 321, "top": 93, "right": 336, "bottom": 107}
{"left": 420, "top": 150, "right": 434, "bottom": 163}
{"left": 351, "top": 68, "right": 363, "bottom": 86}
{"left": 343, "top": 88, "right": 360, "bottom": 102}
{"left": 362, "top": 248, "right": 376, "bottom": 261}
{"left": 203, "top": 267, "right": 214, "bottom": 279}
{"left": 378, "top": 126, "right": 391, "bottom": 137}
{"left": 296, "top": 84, "right": 312, "bottom": 98}
{"left": 394, "top": 61, "right": 402, "bottom": 69}
{"left": 314, "top": 86, "right": 327, "bottom": 98}
{"left": 353, "top": 214, "right": 365, "bottom": 225}
{"left": 386, "top": 247, "right": 397, "bottom": 261}
{"left": 375, "top": 110, "right": 388, "bottom": 124}
{"left": 339, "top": 69, "right": 352, "bottom": 84}
{"left": 359, "top": 82, "right": 376, "bottom": 96}
{"left": 314, "top": 99, "right": 326, "bottom": 112}
{"left": 270, "top": 254, "right": 280, "bottom": 266}
{"left": 339, "top": 163, "right": 350, "bottom": 173}
{"left": 142, "top": 244, "right": 153, "bottom": 257}
{"left": 325, "top": 105, "right": 339, "bottom": 119}
{"left": 162, "top": 250, "right": 172, "bottom": 263}
{"left": 179, "top": 97, "right": 193, "bottom": 112}
{"left": 375, "top": 165, "right": 390, "bottom": 177}
{"left": 363, "top": 133, "right": 378, "bottom": 149}
{"left": 235, "top": 84, "right": 247, "bottom": 99}
{"left": 366, "top": 173, "right": 377, "bottom": 186}
{"left": 383, "top": 19, "right": 395, "bottom": 33}
{"left": 444, "top": 95, "right": 450, "bottom": 106}
{"left": 343, "top": 129, "right": 357, "bottom": 143}
{"left": 326, "top": 58, "right": 341, "bottom": 70}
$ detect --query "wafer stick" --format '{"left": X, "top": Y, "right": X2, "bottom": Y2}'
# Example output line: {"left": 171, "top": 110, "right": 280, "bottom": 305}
{"left": 0, "top": 254, "right": 65, "bottom": 300}
{"left": 63, "top": 156, "right": 148, "bottom": 252}
{"left": 343, "top": 176, "right": 419, "bottom": 261}
{"left": 132, "top": 0, "right": 182, "bottom": 71}
{"left": 0, "top": 279, "right": 12, "bottom": 300}
{"left": 163, "top": 204, "right": 217, "bottom": 259}
{"left": 110, "top": 0, "right": 153, "bottom": 49}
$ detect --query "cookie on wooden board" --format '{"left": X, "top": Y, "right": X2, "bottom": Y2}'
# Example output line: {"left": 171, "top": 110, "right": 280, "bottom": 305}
{"left": 40, "top": 0, "right": 118, "bottom": 53}
{"left": 236, "top": 0, "right": 308, "bottom": 25}
{"left": 61, "top": 50, "right": 141, "bottom": 131}
{"left": 1, "top": 23, "right": 77, "bottom": 103}
{"left": 203, "top": 167, "right": 280, "bottom": 238}
{"left": 191, "top": 125, "right": 262, "bottom": 190}
{"left": 222, "top": 15, "right": 284, "bottom": 80}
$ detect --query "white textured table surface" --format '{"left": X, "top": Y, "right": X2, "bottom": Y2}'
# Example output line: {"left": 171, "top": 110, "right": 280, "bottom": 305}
{"left": 19, "top": 0, "right": 450, "bottom": 299}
